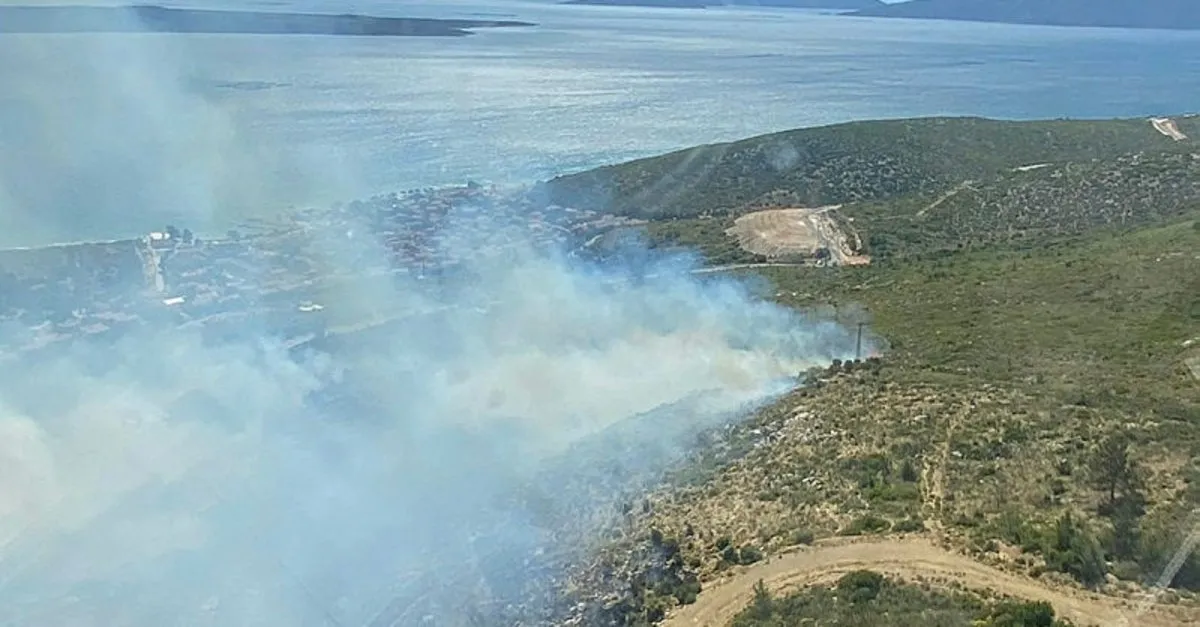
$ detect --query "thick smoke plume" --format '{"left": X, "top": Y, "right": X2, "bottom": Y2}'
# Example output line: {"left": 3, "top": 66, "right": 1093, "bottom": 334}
{"left": 0, "top": 236, "right": 859, "bottom": 625}
{"left": 0, "top": 6, "right": 863, "bottom": 625}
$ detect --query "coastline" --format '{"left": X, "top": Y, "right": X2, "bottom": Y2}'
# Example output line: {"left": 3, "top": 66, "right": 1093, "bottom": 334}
{"left": 0, "top": 5, "right": 536, "bottom": 37}
{"left": 4, "top": 111, "right": 1198, "bottom": 259}
{"left": 0, "top": 237, "right": 137, "bottom": 254}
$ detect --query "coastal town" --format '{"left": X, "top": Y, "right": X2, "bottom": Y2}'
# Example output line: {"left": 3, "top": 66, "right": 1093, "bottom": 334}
{"left": 0, "top": 184, "right": 644, "bottom": 359}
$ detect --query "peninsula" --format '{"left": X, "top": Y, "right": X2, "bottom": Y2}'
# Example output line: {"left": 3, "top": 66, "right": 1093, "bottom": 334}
{"left": 0, "top": 4, "right": 535, "bottom": 37}
{"left": 852, "top": 0, "right": 1200, "bottom": 31}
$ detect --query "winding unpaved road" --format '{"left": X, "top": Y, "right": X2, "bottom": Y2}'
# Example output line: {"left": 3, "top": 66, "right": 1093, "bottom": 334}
{"left": 663, "top": 537, "right": 1198, "bottom": 627}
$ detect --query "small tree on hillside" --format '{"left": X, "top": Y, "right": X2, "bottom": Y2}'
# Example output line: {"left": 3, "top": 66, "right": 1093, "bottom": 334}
{"left": 1046, "top": 512, "right": 1107, "bottom": 587}
{"left": 1088, "top": 433, "right": 1145, "bottom": 515}
{"left": 747, "top": 580, "right": 773, "bottom": 620}
{"left": 1109, "top": 497, "right": 1142, "bottom": 560}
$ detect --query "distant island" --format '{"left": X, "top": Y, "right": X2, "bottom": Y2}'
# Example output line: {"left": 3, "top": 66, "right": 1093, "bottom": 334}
{"left": 852, "top": 0, "right": 1200, "bottom": 31}
{"left": 562, "top": 0, "right": 881, "bottom": 10}
{"left": 0, "top": 4, "right": 535, "bottom": 36}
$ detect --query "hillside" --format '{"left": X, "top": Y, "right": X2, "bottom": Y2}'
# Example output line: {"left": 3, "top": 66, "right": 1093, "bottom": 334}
{"left": 636, "top": 146, "right": 1200, "bottom": 266}
{"left": 561, "top": 212, "right": 1200, "bottom": 625}
{"left": 552, "top": 116, "right": 1200, "bottom": 622}
{"left": 539, "top": 116, "right": 1198, "bottom": 220}
{"left": 852, "top": 151, "right": 1200, "bottom": 260}
{"left": 852, "top": 0, "right": 1200, "bottom": 31}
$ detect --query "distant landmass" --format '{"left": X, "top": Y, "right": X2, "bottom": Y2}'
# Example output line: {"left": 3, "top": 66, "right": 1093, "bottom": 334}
{"left": 729, "top": 0, "right": 882, "bottom": 8}
{"left": 564, "top": 0, "right": 710, "bottom": 7}
{"left": 563, "top": 0, "right": 881, "bottom": 9}
{"left": 0, "top": 4, "right": 535, "bottom": 36}
{"left": 852, "top": 0, "right": 1200, "bottom": 31}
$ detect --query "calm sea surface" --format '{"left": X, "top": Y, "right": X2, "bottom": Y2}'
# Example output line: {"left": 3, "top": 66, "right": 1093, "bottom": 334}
{"left": 1, "top": 0, "right": 1199, "bottom": 246}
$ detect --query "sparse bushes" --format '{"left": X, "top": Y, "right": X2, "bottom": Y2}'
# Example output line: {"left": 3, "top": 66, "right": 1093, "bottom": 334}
{"left": 987, "top": 509, "right": 1109, "bottom": 587}
{"left": 1044, "top": 512, "right": 1108, "bottom": 587}
{"left": 738, "top": 545, "right": 764, "bottom": 565}
{"left": 837, "top": 570, "right": 884, "bottom": 603}
{"left": 729, "top": 571, "right": 1071, "bottom": 627}
{"left": 658, "top": 578, "right": 701, "bottom": 606}
{"left": 790, "top": 529, "right": 815, "bottom": 546}
{"left": 865, "top": 481, "right": 921, "bottom": 503}
{"left": 841, "top": 514, "right": 891, "bottom": 536}
{"left": 983, "top": 600, "right": 1059, "bottom": 627}
{"left": 893, "top": 518, "right": 926, "bottom": 533}
{"left": 720, "top": 544, "right": 739, "bottom": 565}
{"left": 842, "top": 453, "right": 892, "bottom": 489}
{"left": 720, "top": 544, "right": 765, "bottom": 567}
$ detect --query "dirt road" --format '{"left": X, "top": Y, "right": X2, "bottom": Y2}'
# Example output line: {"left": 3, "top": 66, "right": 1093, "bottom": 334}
{"left": 663, "top": 537, "right": 1198, "bottom": 627}
{"left": 917, "top": 180, "right": 974, "bottom": 217}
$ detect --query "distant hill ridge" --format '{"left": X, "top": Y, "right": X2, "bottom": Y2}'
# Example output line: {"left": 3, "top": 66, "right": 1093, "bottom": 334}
{"left": 563, "top": 0, "right": 882, "bottom": 9}
{"left": 852, "top": 0, "right": 1200, "bottom": 31}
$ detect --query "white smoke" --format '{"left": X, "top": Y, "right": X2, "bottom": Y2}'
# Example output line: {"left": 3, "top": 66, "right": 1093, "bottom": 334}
{"left": 0, "top": 5, "right": 862, "bottom": 624}
{"left": 0, "top": 240, "right": 855, "bottom": 624}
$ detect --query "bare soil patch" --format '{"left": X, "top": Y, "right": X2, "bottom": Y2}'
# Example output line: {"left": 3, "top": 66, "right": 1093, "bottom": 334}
{"left": 726, "top": 207, "right": 869, "bottom": 266}
{"left": 1151, "top": 117, "right": 1189, "bottom": 141}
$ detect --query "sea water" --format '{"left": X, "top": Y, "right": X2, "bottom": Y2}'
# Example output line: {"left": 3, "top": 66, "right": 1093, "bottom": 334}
{"left": 1, "top": 0, "right": 1199, "bottom": 246}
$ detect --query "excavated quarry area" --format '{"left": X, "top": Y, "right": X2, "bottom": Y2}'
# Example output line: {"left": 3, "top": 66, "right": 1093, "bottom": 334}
{"left": 725, "top": 206, "right": 870, "bottom": 266}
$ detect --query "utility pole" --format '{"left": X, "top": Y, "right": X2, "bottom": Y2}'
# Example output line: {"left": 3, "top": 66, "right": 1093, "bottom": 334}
{"left": 855, "top": 322, "right": 865, "bottom": 360}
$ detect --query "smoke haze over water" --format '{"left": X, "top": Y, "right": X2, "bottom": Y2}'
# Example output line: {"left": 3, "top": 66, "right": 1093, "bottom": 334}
{"left": 0, "top": 5, "right": 863, "bottom": 625}
{"left": 0, "top": 7, "right": 358, "bottom": 248}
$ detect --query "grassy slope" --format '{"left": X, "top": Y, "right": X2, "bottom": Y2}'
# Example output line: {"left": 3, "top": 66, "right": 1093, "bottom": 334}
{"left": 541, "top": 116, "right": 1200, "bottom": 219}
{"left": 558, "top": 114, "right": 1200, "bottom": 624}
{"left": 852, "top": 151, "right": 1200, "bottom": 260}
{"left": 768, "top": 220, "right": 1200, "bottom": 404}
{"left": 635, "top": 148, "right": 1200, "bottom": 266}
{"left": 569, "top": 216, "right": 1200, "bottom": 624}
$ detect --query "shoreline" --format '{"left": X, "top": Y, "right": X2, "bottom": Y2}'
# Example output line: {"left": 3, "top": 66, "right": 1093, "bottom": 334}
{"left": 5, "top": 111, "right": 1197, "bottom": 258}
{"left": 0, "top": 182, "right": 543, "bottom": 255}
{"left": 0, "top": 237, "right": 136, "bottom": 253}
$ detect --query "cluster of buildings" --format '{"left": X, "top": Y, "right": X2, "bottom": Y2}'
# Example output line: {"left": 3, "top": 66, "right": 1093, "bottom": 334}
{"left": 284, "top": 184, "right": 642, "bottom": 271}
{"left": 0, "top": 184, "right": 639, "bottom": 358}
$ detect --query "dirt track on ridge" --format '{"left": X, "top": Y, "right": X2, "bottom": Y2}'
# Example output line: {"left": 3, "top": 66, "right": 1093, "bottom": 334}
{"left": 663, "top": 537, "right": 1198, "bottom": 627}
